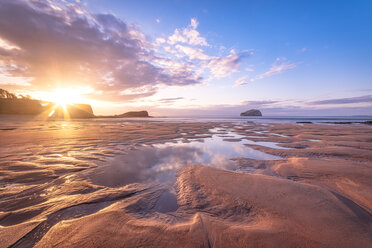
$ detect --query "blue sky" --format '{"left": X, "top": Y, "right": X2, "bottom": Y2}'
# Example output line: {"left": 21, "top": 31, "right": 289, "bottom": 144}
{"left": 0, "top": 0, "right": 371, "bottom": 115}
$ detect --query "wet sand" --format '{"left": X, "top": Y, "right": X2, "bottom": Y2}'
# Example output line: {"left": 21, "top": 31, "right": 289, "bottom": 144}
{"left": 0, "top": 119, "right": 371, "bottom": 247}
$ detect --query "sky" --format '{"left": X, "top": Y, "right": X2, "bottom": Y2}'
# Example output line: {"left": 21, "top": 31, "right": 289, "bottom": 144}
{"left": 0, "top": 0, "right": 371, "bottom": 116}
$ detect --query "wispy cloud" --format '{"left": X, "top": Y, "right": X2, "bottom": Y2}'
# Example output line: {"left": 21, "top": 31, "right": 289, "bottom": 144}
{"left": 253, "top": 58, "right": 297, "bottom": 81}
{"left": 309, "top": 95, "right": 372, "bottom": 105}
{"left": 233, "top": 58, "right": 297, "bottom": 87}
{"left": 241, "top": 100, "right": 281, "bottom": 106}
{"left": 206, "top": 51, "right": 244, "bottom": 78}
{"left": 158, "top": 97, "right": 184, "bottom": 103}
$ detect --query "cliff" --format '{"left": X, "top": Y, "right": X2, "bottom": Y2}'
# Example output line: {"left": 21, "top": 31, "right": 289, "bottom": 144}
{"left": 0, "top": 89, "right": 94, "bottom": 119}
{"left": 0, "top": 98, "right": 45, "bottom": 115}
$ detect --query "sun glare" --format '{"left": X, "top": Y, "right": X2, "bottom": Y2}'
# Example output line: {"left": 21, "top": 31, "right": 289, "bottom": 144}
{"left": 34, "top": 87, "right": 93, "bottom": 106}
{"left": 50, "top": 88, "right": 83, "bottom": 107}
{"left": 31, "top": 87, "right": 93, "bottom": 118}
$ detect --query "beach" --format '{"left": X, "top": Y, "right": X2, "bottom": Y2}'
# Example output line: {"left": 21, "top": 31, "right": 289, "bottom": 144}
{"left": 0, "top": 118, "right": 371, "bottom": 247}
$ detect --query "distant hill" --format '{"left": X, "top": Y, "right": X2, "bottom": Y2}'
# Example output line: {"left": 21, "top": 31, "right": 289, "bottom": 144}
{"left": 95, "top": 111, "right": 150, "bottom": 118}
{"left": 116, "top": 111, "right": 149, "bottom": 118}
{"left": 0, "top": 89, "right": 94, "bottom": 118}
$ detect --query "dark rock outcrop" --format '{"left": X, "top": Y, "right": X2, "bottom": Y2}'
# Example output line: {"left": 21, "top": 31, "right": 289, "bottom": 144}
{"left": 117, "top": 111, "right": 149, "bottom": 118}
{"left": 96, "top": 111, "right": 150, "bottom": 118}
{"left": 240, "top": 109, "right": 262, "bottom": 117}
{"left": 0, "top": 98, "right": 45, "bottom": 115}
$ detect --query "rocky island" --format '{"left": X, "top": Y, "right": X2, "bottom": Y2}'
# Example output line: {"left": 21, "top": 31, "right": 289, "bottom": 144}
{"left": 240, "top": 109, "right": 262, "bottom": 116}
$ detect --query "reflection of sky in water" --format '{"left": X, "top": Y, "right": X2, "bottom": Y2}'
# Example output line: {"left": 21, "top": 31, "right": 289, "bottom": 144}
{"left": 86, "top": 129, "right": 282, "bottom": 187}
{"left": 243, "top": 140, "right": 291, "bottom": 149}
{"left": 269, "top": 133, "right": 289, "bottom": 138}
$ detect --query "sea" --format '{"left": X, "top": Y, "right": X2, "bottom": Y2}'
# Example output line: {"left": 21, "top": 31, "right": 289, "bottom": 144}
{"left": 1, "top": 115, "right": 372, "bottom": 128}
{"left": 148, "top": 115, "right": 372, "bottom": 124}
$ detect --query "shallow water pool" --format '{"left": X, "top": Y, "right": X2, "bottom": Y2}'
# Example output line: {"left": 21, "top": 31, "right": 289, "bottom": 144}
{"left": 85, "top": 128, "right": 283, "bottom": 187}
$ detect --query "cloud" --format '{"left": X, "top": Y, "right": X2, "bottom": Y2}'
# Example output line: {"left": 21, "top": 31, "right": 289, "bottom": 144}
{"left": 171, "top": 44, "right": 251, "bottom": 78}
{"left": 241, "top": 100, "right": 282, "bottom": 107}
{"left": 206, "top": 53, "right": 240, "bottom": 78}
{"left": 252, "top": 58, "right": 297, "bottom": 82}
{"left": 233, "top": 58, "right": 295, "bottom": 87}
{"left": 153, "top": 17, "right": 254, "bottom": 81}
{"left": 155, "top": 37, "right": 166, "bottom": 44}
{"left": 233, "top": 76, "right": 250, "bottom": 87}
{"left": 308, "top": 95, "right": 372, "bottom": 105}
{"left": 0, "top": 1, "right": 252, "bottom": 104}
{"left": 206, "top": 50, "right": 252, "bottom": 78}
{"left": 158, "top": 97, "right": 184, "bottom": 103}
{"left": 0, "top": 0, "right": 202, "bottom": 101}
{"left": 168, "top": 18, "right": 208, "bottom": 46}
{"left": 158, "top": 21, "right": 251, "bottom": 80}
{"left": 174, "top": 44, "right": 210, "bottom": 60}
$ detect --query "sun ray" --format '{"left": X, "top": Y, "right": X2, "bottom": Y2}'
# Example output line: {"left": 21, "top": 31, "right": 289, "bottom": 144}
{"left": 48, "top": 109, "right": 55, "bottom": 117}
{"left": 32, "top": 87, "right": 93, "bottom": 119}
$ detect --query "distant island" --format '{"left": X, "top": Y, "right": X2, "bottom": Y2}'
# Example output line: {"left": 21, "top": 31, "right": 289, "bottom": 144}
{"left": 0, "top": 89, "right": 150, "bottom": 119}
{"left": 95, "top": 111, "right": 150, "bottom": 118}
{"left": 240, "top": 109, "right": 262, "bottom": 116}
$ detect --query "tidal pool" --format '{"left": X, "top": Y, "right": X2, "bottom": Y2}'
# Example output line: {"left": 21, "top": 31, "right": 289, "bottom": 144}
{"left": 84, "top": 128, "right": 283, "bottom": 188}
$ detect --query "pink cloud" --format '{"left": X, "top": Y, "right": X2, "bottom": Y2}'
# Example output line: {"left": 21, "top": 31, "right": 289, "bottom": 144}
{"left": 167, "top": 18, "right": 208, "bottom": 46}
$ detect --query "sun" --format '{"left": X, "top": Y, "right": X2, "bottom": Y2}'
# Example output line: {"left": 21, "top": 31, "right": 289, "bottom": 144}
{"left": 45, "top": 88, "right": 83, "bottom": 118}
{"left": 43, "top": 88, "right": 90, "bottom": 118}
{"left": 50, "top": 88, "right": 80, "bottom": 107}
{"left": 30, "top": 87, "right": 94, "bottom": 118}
